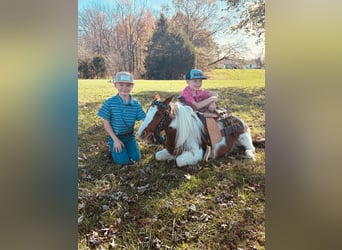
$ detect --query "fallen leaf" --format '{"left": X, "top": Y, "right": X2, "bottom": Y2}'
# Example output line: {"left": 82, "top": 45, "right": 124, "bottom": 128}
{"left": 184, "top": 174, "right": 191, "bottom": 180}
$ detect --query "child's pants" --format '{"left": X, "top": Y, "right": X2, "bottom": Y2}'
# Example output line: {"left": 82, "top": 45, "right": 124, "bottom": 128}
{"left": 108, "top": 135, "right": 141, "bottom": 165}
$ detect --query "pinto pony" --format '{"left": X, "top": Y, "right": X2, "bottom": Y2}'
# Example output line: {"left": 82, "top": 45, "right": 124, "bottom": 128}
{"left": 138, "top": 94, "right": 257, "bottom": 167}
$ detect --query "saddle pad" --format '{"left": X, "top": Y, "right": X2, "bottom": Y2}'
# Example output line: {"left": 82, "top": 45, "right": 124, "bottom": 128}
{"left": 220, "top": 115, "right": 247, "bottom": 137}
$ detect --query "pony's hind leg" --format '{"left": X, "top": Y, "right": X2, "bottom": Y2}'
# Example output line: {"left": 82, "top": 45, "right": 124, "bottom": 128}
{"left": 237, "top": 128, "right": 256, "bottom": 161}
{"left": 156, "top": 149, "right": 176, "bottom": 161}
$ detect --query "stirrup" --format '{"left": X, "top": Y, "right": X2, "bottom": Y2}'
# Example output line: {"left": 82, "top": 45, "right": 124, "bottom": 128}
{"left": 203, "top": 145, "right": 211, "bottom": 162}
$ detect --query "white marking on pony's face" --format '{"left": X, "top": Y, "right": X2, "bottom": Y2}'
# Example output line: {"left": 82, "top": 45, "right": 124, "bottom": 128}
{"left": 137, "top": 105, "right": 158, "bottom": 137}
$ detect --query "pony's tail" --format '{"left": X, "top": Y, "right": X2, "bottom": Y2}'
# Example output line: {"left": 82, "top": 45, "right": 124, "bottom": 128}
{"left": 253, "top": 138, "right": 265, "bottom": 148}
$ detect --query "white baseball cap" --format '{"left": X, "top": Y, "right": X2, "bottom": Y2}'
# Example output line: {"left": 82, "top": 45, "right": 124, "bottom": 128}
{"left": 114, "top": 72, "right": 134, "bottom": 84}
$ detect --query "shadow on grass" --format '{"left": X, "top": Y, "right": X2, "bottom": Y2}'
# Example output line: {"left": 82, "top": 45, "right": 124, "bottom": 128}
{"left": 78, "top": 89, "right": 265, "bottom": 249}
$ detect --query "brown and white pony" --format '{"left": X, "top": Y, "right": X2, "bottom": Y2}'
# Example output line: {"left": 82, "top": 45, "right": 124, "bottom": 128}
{"left": 138, "top": 94, "right": 257, "bottom": 167}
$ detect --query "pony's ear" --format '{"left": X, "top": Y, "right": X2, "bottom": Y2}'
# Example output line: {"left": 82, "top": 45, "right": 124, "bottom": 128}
{"left": 154, "top": 92, "right": 161, "bottom": 101}
{"left": 164, "top": 95, "right": 174, "bottom": 105}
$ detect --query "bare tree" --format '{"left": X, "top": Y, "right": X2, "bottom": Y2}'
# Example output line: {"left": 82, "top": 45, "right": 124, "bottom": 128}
{"left": 171, "top": 0, "right": 224, "bottom": 41}
{"left": 221, "top": 0, "right": 265, "bottom": 43}
{"left": 78, "top": 0, "right": 154, "bottom": 78}
{"left": 78, "top": 2, "right": 114, "bottom": 56}
{"left": 208, "top": 43, "right": 246, "bottom": 66}
{"left": 78, "top": 1, "right": 118, "bottom": 77}
{"left": 111, "top": 0, "right": 154, "bottom": 76}
{"left": 169, "top": 0, "right": 225, "bottom": 69}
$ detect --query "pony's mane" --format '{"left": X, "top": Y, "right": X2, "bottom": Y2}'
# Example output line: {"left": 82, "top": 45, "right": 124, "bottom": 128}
{"left": 171, "top": 102, "right": 204, "bottom": 151}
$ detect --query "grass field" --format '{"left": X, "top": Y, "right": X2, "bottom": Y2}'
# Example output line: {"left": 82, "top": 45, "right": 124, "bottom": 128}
{"left": 78, "top": 69, "right": 265, "bottom": 249}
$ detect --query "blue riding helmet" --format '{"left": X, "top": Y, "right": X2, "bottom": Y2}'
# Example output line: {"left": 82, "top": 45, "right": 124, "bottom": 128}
{"left": 185, "top": 69, "right": 207, "bottom": 80}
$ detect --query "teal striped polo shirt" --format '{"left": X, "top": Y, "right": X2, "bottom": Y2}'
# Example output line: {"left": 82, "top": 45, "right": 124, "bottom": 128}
{"left": 97, "top": 94, "right": 146, "bottom": 135}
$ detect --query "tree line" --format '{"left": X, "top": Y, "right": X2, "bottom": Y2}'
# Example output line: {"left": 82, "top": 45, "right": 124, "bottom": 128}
{"left": 78, "top": 0, "right": 265, "bottom": 80}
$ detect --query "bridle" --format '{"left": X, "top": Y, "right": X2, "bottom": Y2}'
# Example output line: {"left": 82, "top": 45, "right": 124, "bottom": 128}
{"left": 151, "top": 99, "right": 171, "bottom": 144}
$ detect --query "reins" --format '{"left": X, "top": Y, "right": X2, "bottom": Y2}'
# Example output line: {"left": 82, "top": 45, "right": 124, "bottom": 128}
{"left": 152, "top": 100, "right": 172, "bottom": 144}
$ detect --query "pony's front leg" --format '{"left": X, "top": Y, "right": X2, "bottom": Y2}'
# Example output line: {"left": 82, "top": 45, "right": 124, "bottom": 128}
{"left": 155, "top": 149, "right": 175, "bottom": 161}
{"left": 237, "top": 128, "right": 256, "bottom": 161}
{"left": 176, "top": 147, "right": 203, "bottom": 167}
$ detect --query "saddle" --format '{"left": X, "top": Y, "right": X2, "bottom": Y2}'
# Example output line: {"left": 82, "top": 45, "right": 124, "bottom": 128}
{"left": 198, "top": 109, "right": 247, "bottom": 148}
{"left": 197, "top": 108, "right": 232, "bottom": 150}
{"left": 176, "top": 96, "right": 241, "bottom": 151}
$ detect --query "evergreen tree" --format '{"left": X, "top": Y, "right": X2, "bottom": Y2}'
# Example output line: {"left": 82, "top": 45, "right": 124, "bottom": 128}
{"left": 144, "top": 14, "right": 195, "bottom": 80}
{"left": 92, "top": 55, "right": 106, "bottom": 79}
{"left": 78, "top": 59, "right": 92, "bottom": 79}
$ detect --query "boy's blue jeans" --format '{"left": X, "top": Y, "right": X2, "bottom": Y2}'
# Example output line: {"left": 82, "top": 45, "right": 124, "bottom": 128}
{"left": 108, "top": 135, "right": 141, "bottom": 165}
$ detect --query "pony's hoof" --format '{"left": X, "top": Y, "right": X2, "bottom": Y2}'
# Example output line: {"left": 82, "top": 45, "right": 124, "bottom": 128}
{"left": 246, "top": 155, "right": 256, "bottom": 161}
{"left": 245, "top": 151, "right": 256, "bottom": 161}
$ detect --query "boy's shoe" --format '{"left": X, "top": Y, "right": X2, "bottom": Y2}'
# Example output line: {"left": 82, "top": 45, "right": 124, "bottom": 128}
{"left": 203, "top": 145, "right": 211, "bottom": 162}
{"left": 120, "top": 160, "right": 138, "bottom": 170}
{"left": 128, "top": 160, "right": 139, "bottom": 167}
{"left": 120, "top": 164, "right": 129, "bottom": 171}
{"left": 215, "top": 108, "right": 231, "bottom": 119}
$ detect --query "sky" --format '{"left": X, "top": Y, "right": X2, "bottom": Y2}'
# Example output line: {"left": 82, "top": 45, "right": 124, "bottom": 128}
{"left": 78, "top": 0, "right": 264, "bottom": 59}
{"left": 78, "top": 0, "right": 170, "bottom": 13}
